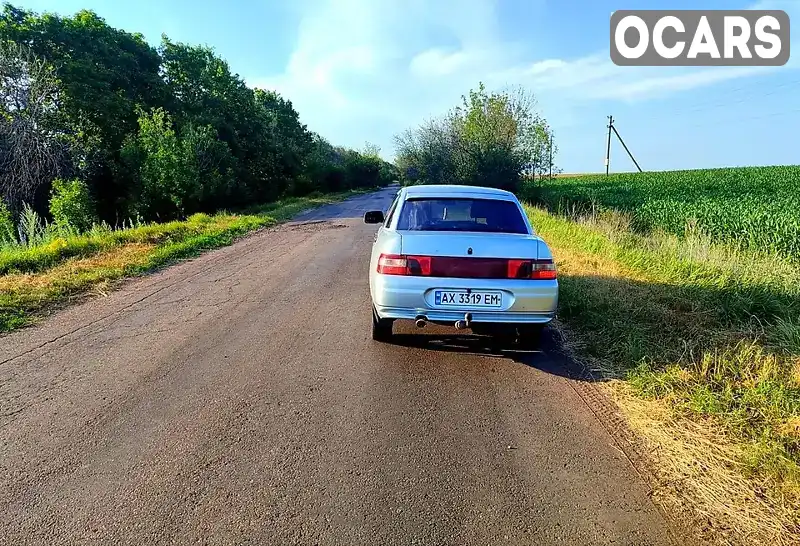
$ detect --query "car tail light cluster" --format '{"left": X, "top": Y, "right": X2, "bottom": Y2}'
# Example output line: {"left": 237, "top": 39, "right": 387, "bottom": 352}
{"left": 506, "top": 258, "right": 558, "bottom": 280}
{"left": 377, "top": 254, "right": 557, "bottom": 280}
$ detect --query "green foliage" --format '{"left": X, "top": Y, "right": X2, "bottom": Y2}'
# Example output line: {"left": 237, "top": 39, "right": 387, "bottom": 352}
{"left": 0, "top": 189, "right": 363, "bottom": 331}
{"left": 16, "top": 202, "right": 45, "bottom": 246}
{"left": 0, "top": 4, "right": 168, "bottom": 218}
{"left": 0, "top": 3, "right": 394, "bottom": 226}
{"left": 179, "top": 123, "right": 237, "bottom": 210}
{"left": 0, "top": 197, "right": 15, "bottom": 245}
{"left": 122, "top": 107, "right": 245, "bottom": 220}
{"left": 121, "top": 107, "right": 186, "bottom": 220}
{"left": 49, "top": 178, "right": 96, "bottom": 232}
{"left": 395, "top": 82, "right": 556, "bottom": 192}
{"left": 524, "top": 204, "right": 800, "bottom": 525}
{"left": 523, "top": 166, "right": 800, "bottom": 260}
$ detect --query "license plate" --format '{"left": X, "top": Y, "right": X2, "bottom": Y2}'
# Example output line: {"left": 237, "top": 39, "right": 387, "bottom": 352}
{"left": 434, "top": 290, "right": 502, "bottom": 308}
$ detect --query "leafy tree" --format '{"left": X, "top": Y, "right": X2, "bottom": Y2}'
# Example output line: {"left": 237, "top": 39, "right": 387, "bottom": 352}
{"left": 1, "top": 4, "right": 169, "bottom": 220}
{"left": 303, "top": 134, "right": 345, "bottom": 193}
{"left": 179, "top": 123, "right": 237, "bottom": 211}
{"left": 247, "top": 88, "right": 313, "bottom": 202}
{"left": 363, "top": 142, "right": 381, "bottom": 158}
{"left": 0, "top": 41, "right": 69, "bottom": 209}
{"left": 49, "top": 178, "right": 96, "bottom": 232}
{"left": 0, "top": 2, "right": 399, "bottom": 224}
{"left": 394, "top": 82, "right": 557, "bottom": 192}
{"left": 121, "top": 108, "right": 188, "bottom": 220}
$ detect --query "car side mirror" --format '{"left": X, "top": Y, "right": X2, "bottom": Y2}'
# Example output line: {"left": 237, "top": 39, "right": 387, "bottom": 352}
{"left": 364, "top": 210, "right": 385, "bottom": 224}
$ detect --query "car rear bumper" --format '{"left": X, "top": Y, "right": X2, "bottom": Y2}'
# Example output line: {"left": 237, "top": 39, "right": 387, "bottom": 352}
{"left": 371, "top": 274, "right": 558, "bottom": 324}
{"left": 375, "top": 305, "right": 555, "bottom": 324}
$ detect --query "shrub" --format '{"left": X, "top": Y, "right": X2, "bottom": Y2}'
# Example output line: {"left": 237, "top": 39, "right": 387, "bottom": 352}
{"left": 49, "top": 178, "right": 96, "bottom": 233}
{"left": 0, "top": 198, "right": 15, "bottom": 245}
{"left": 17, "top": 203, "right": 46, "bottom": 247}
{"left": 394, "top": 83, "right": 556, "bottom": 192}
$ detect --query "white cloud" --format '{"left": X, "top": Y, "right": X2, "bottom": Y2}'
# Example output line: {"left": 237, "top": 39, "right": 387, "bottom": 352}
{"left": 410, "top": 49, "right": 472, "bottom": 78}
{"left": 248, "top": 0, "right": 798, "bottom": 158}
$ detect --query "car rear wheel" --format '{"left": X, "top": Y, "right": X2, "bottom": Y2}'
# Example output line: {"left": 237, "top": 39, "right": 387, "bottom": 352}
{"left": 372, "top": 307, "right": 394, "bottom": 342}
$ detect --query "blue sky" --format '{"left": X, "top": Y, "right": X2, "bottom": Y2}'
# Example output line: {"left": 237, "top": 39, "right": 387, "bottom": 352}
{"left": 13, "top": 0, "right": 800, "bottom": 173}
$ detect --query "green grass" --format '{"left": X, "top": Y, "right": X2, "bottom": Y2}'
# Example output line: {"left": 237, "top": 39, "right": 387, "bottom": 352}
{"left": 524, "top": 203, "right": 800, "bottom": 539}
{"left": 0, "top": 190, "right": 371, "bottom": 333}
{"left": 521, "top": 166, "right": 800, "bottom": 259}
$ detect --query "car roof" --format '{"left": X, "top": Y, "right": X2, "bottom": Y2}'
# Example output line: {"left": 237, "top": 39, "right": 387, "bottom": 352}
{"left": 401, "top": 184, "right": 517, "bottom": 200}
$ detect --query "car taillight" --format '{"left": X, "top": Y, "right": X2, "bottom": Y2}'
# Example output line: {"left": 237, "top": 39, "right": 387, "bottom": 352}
{"left": 377, "top": 254, "right": 408, "bottom": 275}
{"left": 531, "top": 259, "right": 557, "bottom": 280}
{"left": 377, "top": 254, "right": 556, "bottom": 279}
{"left": 377, "top": 254, "right": 433, "bottom": 276}
{"left": 508, "top": 259, "right": 557, "bottom": 280}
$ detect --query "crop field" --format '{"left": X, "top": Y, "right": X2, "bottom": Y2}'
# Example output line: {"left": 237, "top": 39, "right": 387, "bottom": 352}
{"left": 521, "top": 166, "right": 800, "bottom": 260}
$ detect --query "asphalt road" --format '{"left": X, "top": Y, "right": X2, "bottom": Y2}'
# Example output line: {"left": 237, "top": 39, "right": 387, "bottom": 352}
{"left": 0, "top": 186, "right": 675, "bottom": 545}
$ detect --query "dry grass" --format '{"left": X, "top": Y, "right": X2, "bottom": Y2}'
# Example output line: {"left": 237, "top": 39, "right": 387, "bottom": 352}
{"left": 525, "top": 204, "right": 800, "bottom": 545}
{"left": 0, "top": 189, "right": 369, "bottom": 332}
{"left": 605, "top": 381, "right": 796, "bottom": 545}
{"left": 0, "top": 242, "right": 154, "bottom": 293}
{"left": 0, "top": 243, "right": 156, "bottom": 328}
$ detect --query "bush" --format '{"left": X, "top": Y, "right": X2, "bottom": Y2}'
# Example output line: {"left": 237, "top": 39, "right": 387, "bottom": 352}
{"left": 123, "top": 109, "right": 244, "bottom": 220}
{"left": 49, "top": 178, "right": 96, "bottom": 233}
{"left": 0, "top": 198, "right": 15, "bottom": 245}
{"left": 17, "top": 202, "right": 46, "bottom": 247}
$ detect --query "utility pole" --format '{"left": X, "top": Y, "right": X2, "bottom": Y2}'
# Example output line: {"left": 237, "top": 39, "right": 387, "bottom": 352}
{"left": 605, "top": 115, "right": 613, "bottom": 176}
{"left": 548, "top": 134, "right": 553, "bottom": 179}
{"left": 611, "top": 123, "right": 643, "bottom": 173}
{"left": 605, "top": 116, "right": 643, "bottom": 174}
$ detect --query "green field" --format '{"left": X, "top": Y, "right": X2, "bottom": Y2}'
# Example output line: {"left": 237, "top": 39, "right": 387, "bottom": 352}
{"left": 521, "top": 166, "right": 800, "bottom": 259}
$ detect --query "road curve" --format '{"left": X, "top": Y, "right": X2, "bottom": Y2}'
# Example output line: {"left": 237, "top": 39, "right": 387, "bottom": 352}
{"left": 0, "top": 186, "right": 674, "bottom": 545}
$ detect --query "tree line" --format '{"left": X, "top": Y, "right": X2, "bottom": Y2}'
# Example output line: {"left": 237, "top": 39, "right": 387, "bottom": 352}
{"left": 0, "top": 3, "right": 397, "bottom": 235}
{"left": 394, "top": 83, "right": 558, "bottom": 193}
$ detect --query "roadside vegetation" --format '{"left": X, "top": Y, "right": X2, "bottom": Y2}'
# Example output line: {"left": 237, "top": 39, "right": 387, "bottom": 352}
{"left": 0, "top": 191, "right": 369, "bottom": 332}
{"left": 396, "top": 87, "right": 800, "bottom": 543}
{"left": 524, "top": 202, "right": 799, "bottom": 544}
{"left": 524, "top": 167, "right": 800, "bottom": 260}
{"left": 394, "top": 82, "right": 558, "bottom": 192}
{"left": 0, "top": 3, "right": 396, "bottom": 331}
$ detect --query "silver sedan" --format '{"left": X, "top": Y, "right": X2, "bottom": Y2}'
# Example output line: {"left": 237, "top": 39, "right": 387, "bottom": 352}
{"left": 364, "top": 184, "right": 559, "bottom": 348}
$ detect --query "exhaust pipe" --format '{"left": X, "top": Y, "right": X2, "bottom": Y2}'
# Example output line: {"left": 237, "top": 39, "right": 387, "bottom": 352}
{"left": 415, "top": 315, "right": 427, "bottom": 328}
{"left": 455, "top": 313, "right": 473, "bottom": 330}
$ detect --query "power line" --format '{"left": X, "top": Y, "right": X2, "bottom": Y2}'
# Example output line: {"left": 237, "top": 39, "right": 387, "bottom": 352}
{"left": 656, "top": 75, "right": 800, "bottom": 113}
{"left": 680, "top": 106, "right": 800, "bottom": 131}
{"left": 678, "top": 80, "right": 800, "bottom": 115}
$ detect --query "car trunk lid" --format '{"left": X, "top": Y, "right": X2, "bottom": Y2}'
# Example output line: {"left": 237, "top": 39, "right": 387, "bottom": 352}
{"left": 394, "top": 232, "right": 553, "bottom": 280}
{"left": 399, "top": 231, "right": 543, "bottom": 259}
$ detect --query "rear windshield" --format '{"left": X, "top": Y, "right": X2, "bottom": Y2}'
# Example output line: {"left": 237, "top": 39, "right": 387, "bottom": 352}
{"left": 395, "top": 198, "right": 529, "bottom": 234}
